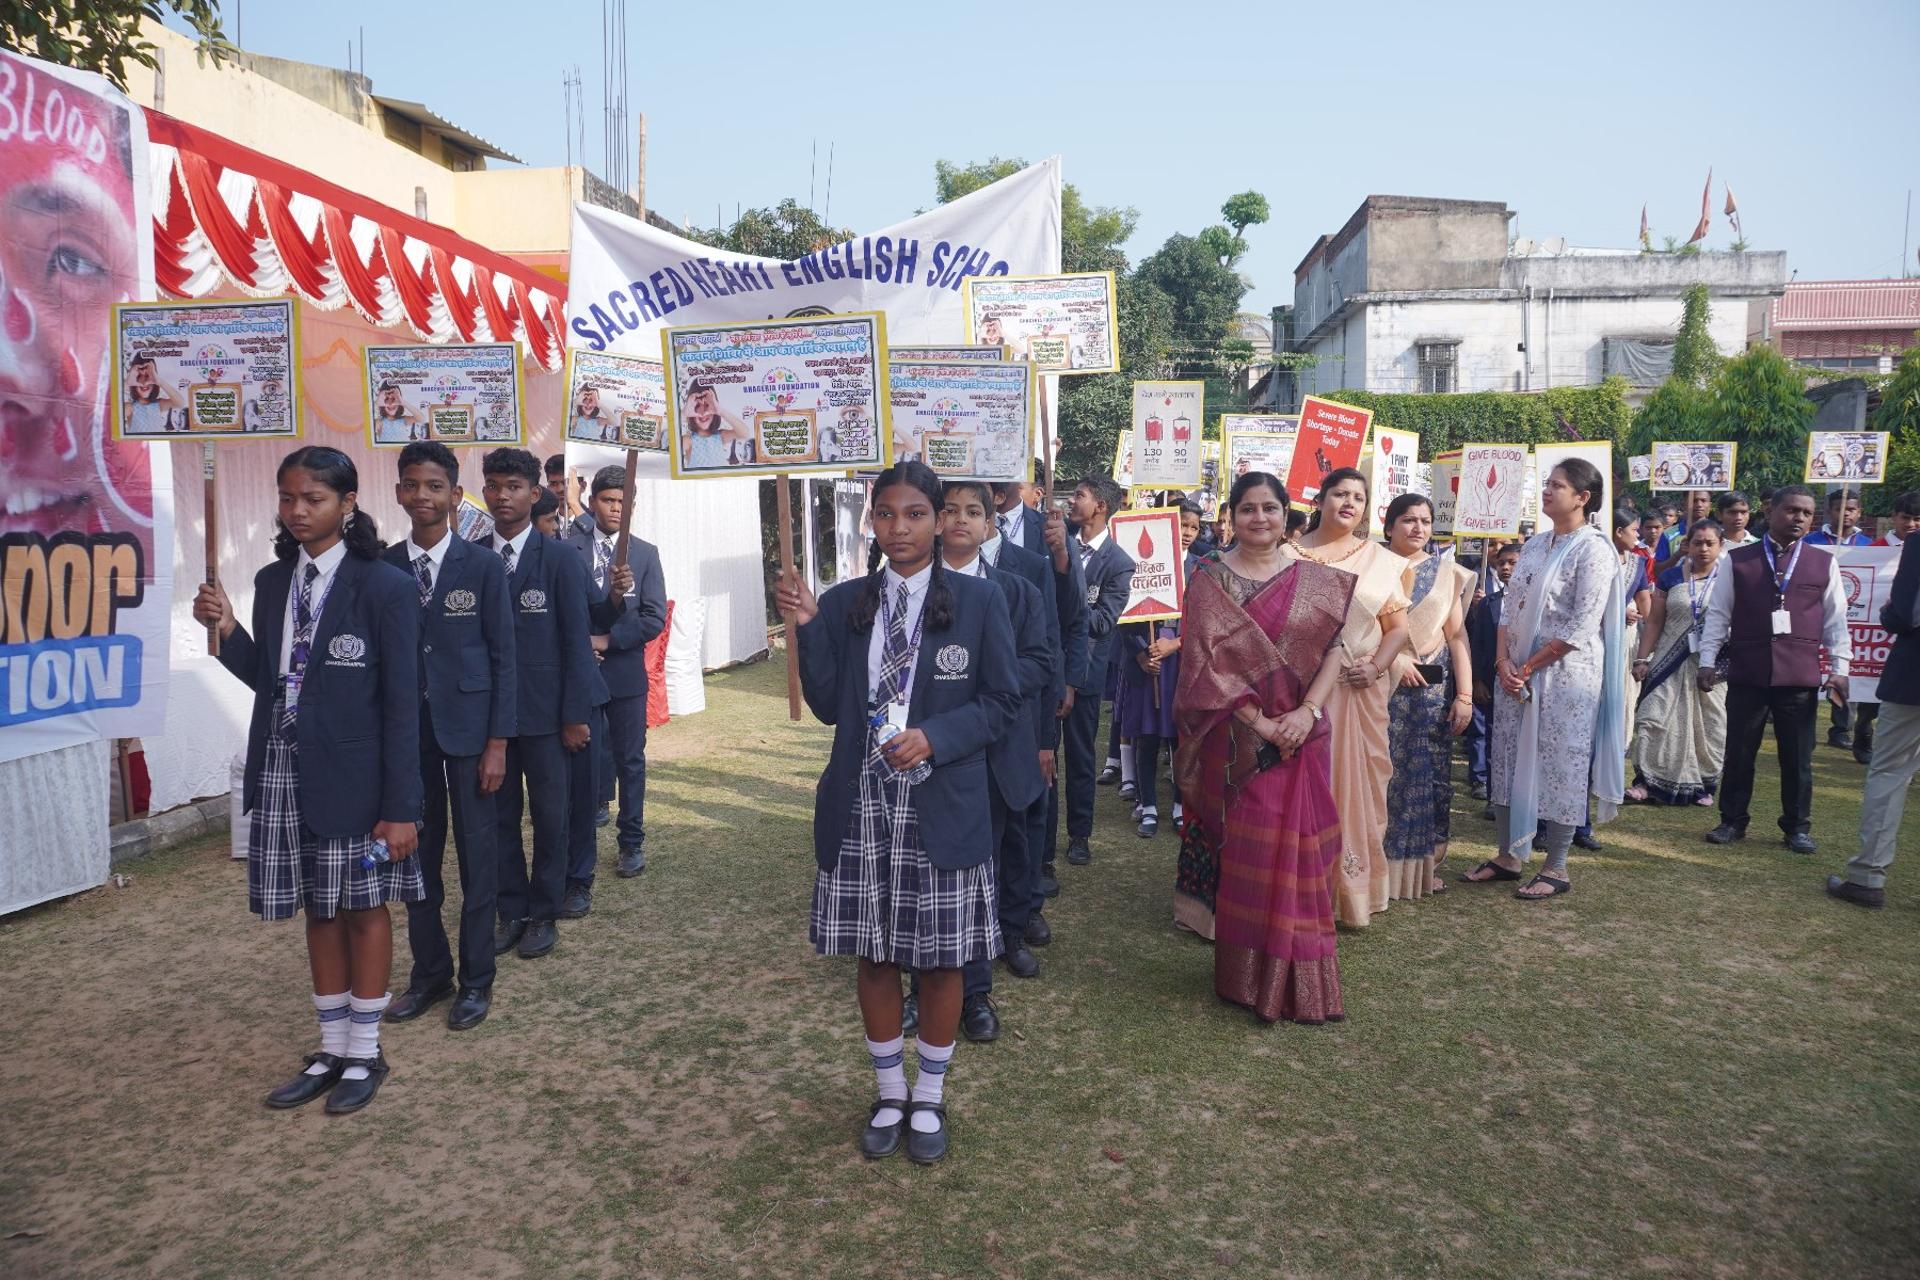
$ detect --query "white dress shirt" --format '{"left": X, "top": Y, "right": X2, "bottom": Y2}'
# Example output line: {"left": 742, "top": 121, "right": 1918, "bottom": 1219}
{"left": 491, "top": 524, "right": 533, "bottom": 567}
{"left": 1699, "top": 536, "right": 1852, "bottom": 677}
{"left": 405, "top": 530, "right": 453, "bottom": 594}
{"left": 1077, "top": 527, "right": 1109, "bottom": 561}
{"left": 977, "top": 534, "right": 1003, "bottom": 570}
{"left": 867, "top": 563, "right": 932, "bottom": 706}
{"left": 946, "top": 552, "right": 987, "bottom": 579}
{"left": 279, "top": 539, "right": 348, "bottom": 676}
{"left": 996, "top": 508, "right": 1025, "bottom": 549}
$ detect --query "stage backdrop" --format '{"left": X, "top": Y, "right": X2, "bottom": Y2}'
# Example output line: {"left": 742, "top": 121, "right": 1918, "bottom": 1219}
{"left": 565, "top": 159, "right": 1062, "bottom": 665}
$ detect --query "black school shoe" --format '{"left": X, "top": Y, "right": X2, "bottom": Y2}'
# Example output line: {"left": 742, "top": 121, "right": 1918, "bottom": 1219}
{"left": 962, "top": 994, "right": 1001, "bottom": 1042}
{"left": 387, "top": 979, "right": 453, "bottom": 1023}
{"left": 616, "top": 848, "right": 646, "bottom": 877}
{"left": 1066, "top": 837, "right": 1092, "bottom": 866}
{"left": 517, "top": 919, "right": 558, "bottom": 958}
{"left": 905, "top": 1101, "right": 950, "bottom": 1164}
{"left": 1097, "top": 764, "right": 1120, "bottom": 786}
{"left": 861, "top": 1098, "right": 907, "bottom": 1159}
{"left": 1703, "top": 824, "right": 1746, "bottom": 845}
{"left": 493, "top": 918, "right": 527, "bottom": 955}
{"left": 1003, "top": 938, "right": 1040, "bottom": 979}
{"left": 447, "top": 986, "right": 491, "bottom": 1031}
{"left": 1025, "top": 912, "right": 1052, "bottom": 947}
{"left": 559, "top": 884, "right": 592, "bottom": 919}
{"left": 1038, "top": 865, "right": 1060, "bottom": 898}
{"left": 1784, "top": 832, "right": 1817, "bottom": 856}
{"left": 323, "top": 1052, "right": 391, "bottom": 1115}
{"left": 264, "top": 1053, "right": 344, "bottom": 1109}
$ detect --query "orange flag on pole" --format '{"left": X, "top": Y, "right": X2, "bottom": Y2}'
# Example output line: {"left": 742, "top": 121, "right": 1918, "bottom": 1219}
{"left": 1724, "top": 183, "right": 1742, "bottom": 239}
{"left": 1687, "top": 168, "right": 1713, "bottom": 244}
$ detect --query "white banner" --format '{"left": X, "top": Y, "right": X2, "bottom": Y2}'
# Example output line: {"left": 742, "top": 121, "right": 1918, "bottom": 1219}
{"left": 1829, "top": 546, "right": 1903, "bottom": 704}
{"left": 0, "top": 51, "right": 171, "bottom": 766}
{"left": 566, "top": 158, "right": 1062, "bottom": 430}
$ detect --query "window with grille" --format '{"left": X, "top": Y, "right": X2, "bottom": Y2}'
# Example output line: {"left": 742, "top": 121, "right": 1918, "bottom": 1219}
{"left": 1416, "top": 342, "right": 1458, "bottom": 394}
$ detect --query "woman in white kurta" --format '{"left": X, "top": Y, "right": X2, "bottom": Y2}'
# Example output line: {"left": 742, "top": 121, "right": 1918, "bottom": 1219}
{"left": 1464, "top": 458, "right": 1625, "bottom": 901}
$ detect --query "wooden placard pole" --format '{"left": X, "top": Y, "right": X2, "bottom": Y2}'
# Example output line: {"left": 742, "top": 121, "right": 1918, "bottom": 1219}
{"left": 203, "top": 440, "right": 220, "bottom": 657}
{"left": 613, "top": 446, "right": 639, "bottom": 567}
{"left": 775, "top": 473, "right": 802, "bottom": 721}
{"left": 1038, "top": 376, "right": 1056, "bottom": 494}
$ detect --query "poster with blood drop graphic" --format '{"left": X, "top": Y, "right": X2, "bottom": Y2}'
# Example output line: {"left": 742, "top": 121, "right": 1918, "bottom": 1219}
{"left": 1283, "top": 396, "right": 1373, "bottom": 509}
{"left": 1361, "top": 428, "right": 1420, "bottom": 530}
{"left": 1128, "top": 381, "right": 1204, "bottom": 490}
{"left": 1110, "top": 507, "right": 1186, "bottom": 623}
{"left": 1453, "top": 444, "right": 1530, "bottom": 537}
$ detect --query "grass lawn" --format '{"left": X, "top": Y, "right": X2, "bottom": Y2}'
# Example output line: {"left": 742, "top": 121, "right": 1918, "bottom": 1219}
{"left": 2, "top": 656, "right": 1916, "bottom": 1279}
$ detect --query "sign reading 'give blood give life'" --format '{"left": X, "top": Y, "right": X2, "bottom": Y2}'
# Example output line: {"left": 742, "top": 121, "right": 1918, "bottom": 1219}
{"left": 1284, "top": 396, "right": 1373, "bottom": 508}
{"left": 1109, "top": 508, "right": 1186, "bottom": 624}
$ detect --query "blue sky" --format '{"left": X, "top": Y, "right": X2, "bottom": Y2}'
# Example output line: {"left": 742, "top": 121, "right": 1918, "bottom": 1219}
{"left": 197, "top": 0, "right": 1919, "bottom": 315}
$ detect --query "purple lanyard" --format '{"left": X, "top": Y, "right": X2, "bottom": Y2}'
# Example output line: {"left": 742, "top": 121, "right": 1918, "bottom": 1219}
{"left": 877, "top": 583, "right": 928, "bottom": 707}
{"left": 1684, "top": 561, "right": 1719, "bottom": 627}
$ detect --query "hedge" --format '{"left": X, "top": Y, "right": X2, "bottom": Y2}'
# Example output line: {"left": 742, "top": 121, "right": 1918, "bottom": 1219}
{"left": 1319, "top": 378, "right": 1634, "bottom": 459}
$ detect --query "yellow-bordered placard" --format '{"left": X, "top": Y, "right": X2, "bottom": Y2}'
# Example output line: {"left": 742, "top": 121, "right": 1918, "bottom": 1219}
{"left": 112, "top": 298, "right": 301, "bottom": 440}
{"left": 1109, "top": 506, "right": 1188, "bottom": 624}
{"left": 660, "top": 311, "right": 892, "bottom": 479}
{"left": 1649, "top": 440, "right": 1737, "bottom": 491}
{"left": 1129, "top": 380, "right": 1205, "bottom": 491}
{"left": 1804, "top": 431, "right": 1890, "bottom": 485}
{"left": 1431, "top": 448, "right": 1463, "bottom": 535}
{"left": 962, "top": 271, "right": 1120, "bottom": 375}
{"left": 888, "top": 357, "right": 1034, "bottom": 483}
{"left": 1222, "top": 427, "right": 1300, "bottom": 494}
{"left": 1452, "top": 442, "right": 1531, "bottom": 537}
{"left": 365, "top": 341, "right": 527, "bottom": 448}
{"left": 563, "top": 346, "right": 669, "bottom": 451}
{"left": 1284, "top": 395, "right": 1375, "bottom": 511}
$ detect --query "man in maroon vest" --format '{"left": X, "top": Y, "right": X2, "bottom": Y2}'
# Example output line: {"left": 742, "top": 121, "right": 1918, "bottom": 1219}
{"left": 1698, "top": 485, "right": 1853, "bottom": 854}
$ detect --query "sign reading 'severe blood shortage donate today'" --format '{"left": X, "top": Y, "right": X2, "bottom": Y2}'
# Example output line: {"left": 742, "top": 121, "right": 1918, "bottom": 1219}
{"left": 1283, "top": 396, "right": 1373, "bottom": 508}
{"left": 661, "top": 313, "right": 890, "bottom": 479}
{"left": 1, "top": 49, "right": 174, "bottom": 763}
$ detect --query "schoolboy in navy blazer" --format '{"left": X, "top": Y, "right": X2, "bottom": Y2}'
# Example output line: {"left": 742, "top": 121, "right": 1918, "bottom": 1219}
{"left": 798, "top": 569, "right": 1020, "bottom": 874}
{"left": 382, "top": 442, "right": 516, "bottom": 1023}
{"left": 995, "top": 482, "right": 1089, "bottom": 691}
{"left": 568, "top": 469, "right": 669, "bottom": 878}
{"left": 1058, "top": 477, "right": 1135, "bottom": 865}
{"left": 477, "top": 448, "right": 597, "bottom": 957}
{"left": 221, "top": 553, "right": 422, "bottom": 836}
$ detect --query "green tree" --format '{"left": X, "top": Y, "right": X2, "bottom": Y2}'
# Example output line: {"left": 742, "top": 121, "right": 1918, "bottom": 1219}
{"left": 1135, "top": 232, "right": 1247, "bottom": 378}
{"left": 3, "top": 1, "right": 231, "bottom": 89}
{"left": 1707, "top": 345, "right": 1814, "bottom": 496}
{"left": 1221, "top": 191, "right": 1270, "bottom": 240}
{"left": 1672, "top": 283, "right": 1721, "bottom": 387}
{"left": 686, "top": 199, "right": 851, "bottom": 260}
{"left": 1875, "top": 342, "right": 1920, "bottom": 500}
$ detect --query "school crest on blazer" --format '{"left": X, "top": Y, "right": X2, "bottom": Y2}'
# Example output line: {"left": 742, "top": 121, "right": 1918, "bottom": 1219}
{"left": 443, "top": 588, "right": 477, "bottom": 615}
{"left": 933, "top": 643, "right": 970, "bottom": 679}
{"left": 519, "top": 588, "right": 548, "bottom": 612}
{"left": 326, "top": 633, "right": 368, "bottom": 666}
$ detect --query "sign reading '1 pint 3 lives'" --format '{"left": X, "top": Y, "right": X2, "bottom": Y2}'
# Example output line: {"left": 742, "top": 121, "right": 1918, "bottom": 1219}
{"left": 1109, "top": 507, "right": 1188, "bottom": 624}
{"left": 1129, "top": 381, "right": 1205, "bottom": 489}
{"left": 660, "top": 312, "right": 891, "bottom": 479}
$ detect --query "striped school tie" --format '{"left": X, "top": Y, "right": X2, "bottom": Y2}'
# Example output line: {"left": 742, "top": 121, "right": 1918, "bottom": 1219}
{"left": 281, "top": 563, "right": 320, "bottom": 729}
{"left": 413, "top": 554, "right": 433, "bottom": 607}
{"left": 871, "top": 583, "right": 913, "bottom": 711}
{"left": 593, "top": 536, "right": 612, "bottom": 589}
{"left": 500, "top": 541, "right": 516, "bottom": 577}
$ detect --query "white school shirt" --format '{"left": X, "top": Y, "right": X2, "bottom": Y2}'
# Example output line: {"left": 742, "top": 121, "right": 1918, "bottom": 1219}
{"left": 946, "top": 553, "right": 986, "bottom": 579}
{"left": 977, "top": 534, "right": 1003, "bottom": 570}
{"left": 490, "top": 524, "right": 534, "bottom": 566}
{"left": 1698, "top": 536, "right": 1851, "bottom": 676}
{"left": 1076, "top": 527, "right": 1109, "bottom": 562}
{"left": 404, "top": 531, "right": 453, "bottom": 594}
{"left": 279, "top": 539, "right": 348, "bottom": 676}
{"left": 996, "top": 508, "right": 1025, "bottom": 549}
{"left": 867, "top": 563, "right": 932, "bottom": 703}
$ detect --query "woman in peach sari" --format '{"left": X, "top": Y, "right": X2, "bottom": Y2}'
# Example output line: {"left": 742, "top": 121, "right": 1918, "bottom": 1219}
{"left": 1281, "top": 468, "right": 1410, "bottom": 927}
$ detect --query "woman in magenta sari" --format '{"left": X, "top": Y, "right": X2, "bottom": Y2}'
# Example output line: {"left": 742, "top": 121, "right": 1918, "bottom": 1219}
{"left": 1174, "top": 472, "right": 1356, "bottom": 1024}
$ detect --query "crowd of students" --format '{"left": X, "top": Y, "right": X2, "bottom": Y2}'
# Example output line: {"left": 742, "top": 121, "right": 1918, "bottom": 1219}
{"left": 191, "top": 439, "right": 1919, "bottom": 1164}
{"left": 194, "top": 443, "right": 666, "bottom": 1116}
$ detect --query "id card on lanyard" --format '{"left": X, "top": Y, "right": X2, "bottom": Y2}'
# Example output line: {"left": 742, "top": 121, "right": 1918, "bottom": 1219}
{"left": 1762, "top": 538, "right": 1803, "bottom": 637}
{"left": 875, "top": 585, "right": 927, "bottom": 725}
{"left": 283, "top": 570, "right": 338, "bottom": 713}
{"left": 1684, "top": 561, "right": 1719, "bottom": 653}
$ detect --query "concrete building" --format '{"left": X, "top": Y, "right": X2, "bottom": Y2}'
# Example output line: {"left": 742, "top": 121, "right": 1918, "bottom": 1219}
{"left": 1766, "top": 279, "right": 1920, "bottom": 375}
{"left": 1281, "top": 195, "right": 1789, "bottom": 405}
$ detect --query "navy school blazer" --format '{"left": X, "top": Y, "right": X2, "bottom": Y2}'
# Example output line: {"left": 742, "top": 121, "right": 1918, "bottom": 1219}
{"left": 1876, "top": 534, "right": 1920, "bottom": 705}
{"left": 217, "top": 552, "right": 421, "bottom": 836}
{"left": 474, "top": 531, "right": 600, "bottom": 734}
{"left": 382, "top": 534, "right": 516, "bottom": 758}
{"left": 566, "top": 515, "right": 669, "bottom": 701}
{"left": 980, "top": 559, "right": 1052, "bottom": 812}
{"left": 1076, "top": 534, "right": 1136, "bottom": 694}
{"left": 995, "top": 539, "right": 1065, "bottom": 750}
{"left": 797, "top": 568, "right": 1020, "bottom": 872}
{"left": 1013, "top": 504, "right": 1091, "bottom": 691}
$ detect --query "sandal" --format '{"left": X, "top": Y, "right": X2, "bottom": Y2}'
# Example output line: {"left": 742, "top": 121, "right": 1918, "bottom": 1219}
{"left": 1625, "top": 785, "right": 1649, "bottom": 803}
{"left": 1514, "top": 874, "right": 1571, "bottom": 901}
{"left": 1459, "top": 859, "right": 1521, "bottom": 884}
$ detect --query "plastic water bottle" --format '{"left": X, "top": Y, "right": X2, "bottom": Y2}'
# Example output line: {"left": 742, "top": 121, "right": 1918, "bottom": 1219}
{"left": 871, "top": 713, "right": 932, "bottom": 784}
{"left": 360, "top": 821, "right": 425, "bottom": 870}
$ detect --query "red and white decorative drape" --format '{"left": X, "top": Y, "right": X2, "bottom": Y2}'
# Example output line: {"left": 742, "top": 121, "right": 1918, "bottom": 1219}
{"left": 143, "top": 110, "right": 566, "bottom": 370}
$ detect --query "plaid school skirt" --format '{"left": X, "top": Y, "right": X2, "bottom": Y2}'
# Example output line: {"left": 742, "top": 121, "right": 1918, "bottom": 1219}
{"left": 810, "top": 736, "right": 1000, "bottom": 971}
{"left": 247, "top": 694, "right": 425, "bottom": 922}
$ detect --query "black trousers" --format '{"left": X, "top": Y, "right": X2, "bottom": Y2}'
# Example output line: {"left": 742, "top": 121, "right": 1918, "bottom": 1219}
{"left": 1060, "top": 684, "right": 1101, "bottom": 841}
{"left": 959, "top": 786, "right": 1038, "bottom": 998}
{"left": 406, "top": 702, "right": 497, "bottom": 991}
{"left": 496, "top": 731, "right": 569, "bottom": 922}
{"left": 1720, "top": 683, "right": 1818, "bottom": 836}
{"left": 566, "top": 704, "right": 608, "bottom": 889}
{"left": 606, "top": 691, "right": 649, "bottom": 854}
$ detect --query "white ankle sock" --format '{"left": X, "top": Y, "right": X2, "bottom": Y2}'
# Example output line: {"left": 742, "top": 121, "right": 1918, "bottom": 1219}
{"left": 342, "top": 992, "right": 390, "bottom": 1081}
{"left": 1173, "top": 800, "right": 1184, "bottom": 821}
{"left": 1140, "top": 804, "right": 1158, "bottom": 819}
{"left": 1119, "top": 744, "right": 1136, "bottom": 784}
{"left": 868, "top": 1035, "right": 907, "bottom": 1127}
{"left": 309, "top": 992, "right": 350, "bottom": 1074}
{"left": 910, "top": 1038, "right": 953, "bottom": 1133}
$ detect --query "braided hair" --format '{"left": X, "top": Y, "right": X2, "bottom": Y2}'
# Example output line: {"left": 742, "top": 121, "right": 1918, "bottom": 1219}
{"left": 850, "top": 461, "right": 955, "bottom": 634}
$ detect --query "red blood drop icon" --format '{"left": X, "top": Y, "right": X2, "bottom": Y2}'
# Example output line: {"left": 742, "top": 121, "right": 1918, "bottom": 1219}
{"left": 1485, "top": 464, "right": 1499, "bottom": 489}
{"left": 1136, "top": 525, "right": 1154, "bottom": 558}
